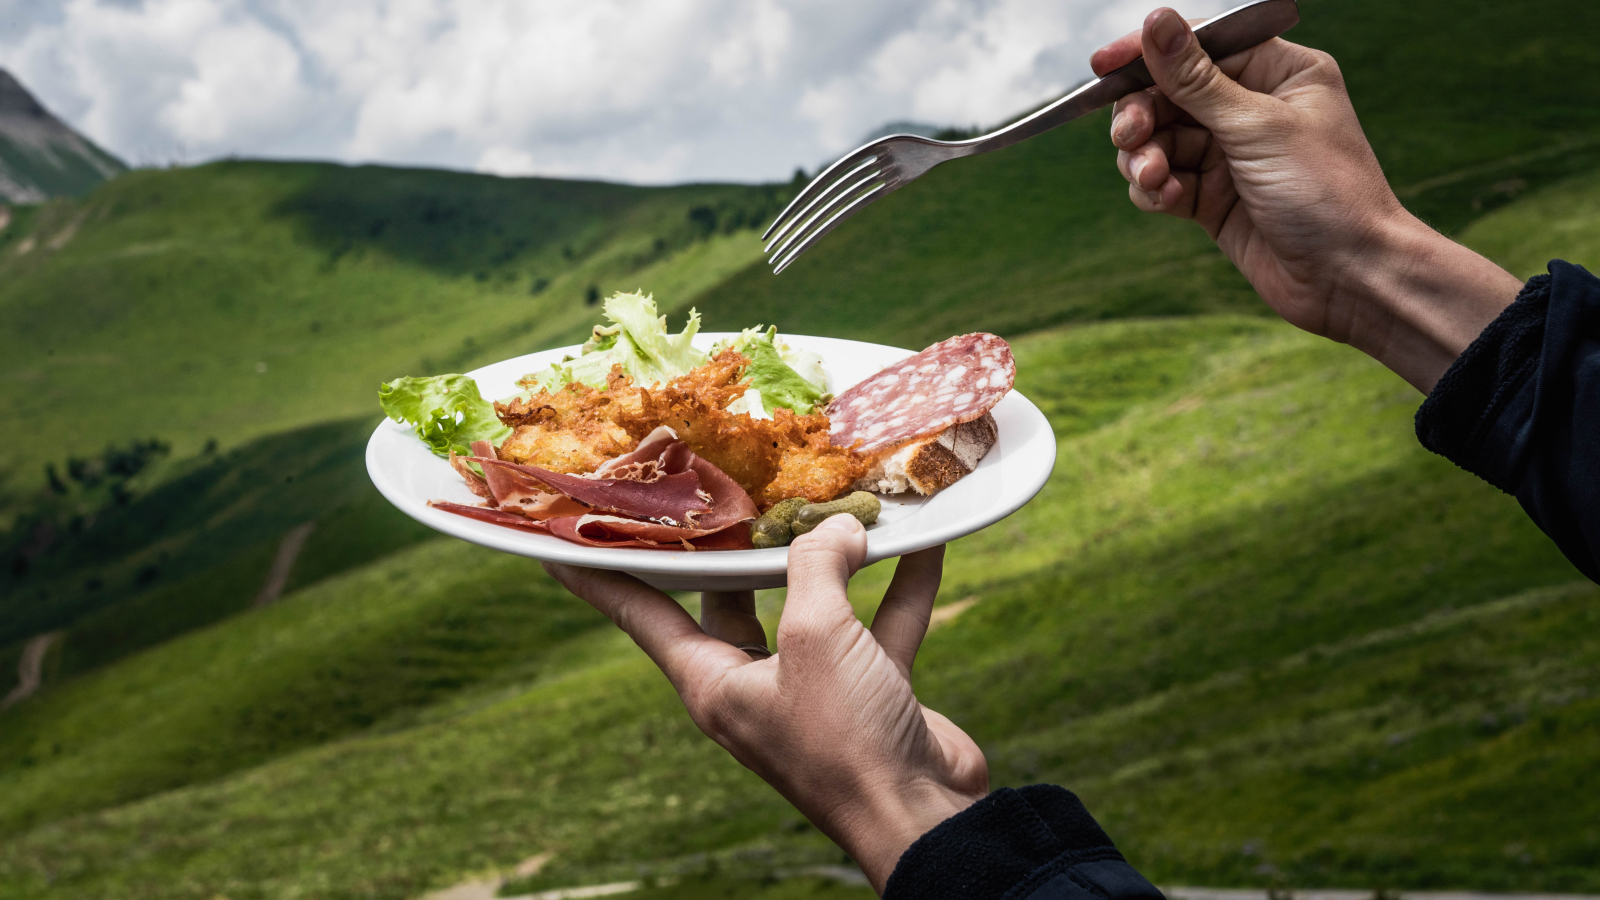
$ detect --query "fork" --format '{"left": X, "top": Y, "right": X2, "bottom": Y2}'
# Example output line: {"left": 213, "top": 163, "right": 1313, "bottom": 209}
{"left": 761, "top": 0, "right": 1300, "bottom": 274}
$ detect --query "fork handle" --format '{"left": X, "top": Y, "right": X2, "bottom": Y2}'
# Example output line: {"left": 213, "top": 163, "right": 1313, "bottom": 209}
{"left": 970, "top": 0, "right": 1300, "bottom": 155}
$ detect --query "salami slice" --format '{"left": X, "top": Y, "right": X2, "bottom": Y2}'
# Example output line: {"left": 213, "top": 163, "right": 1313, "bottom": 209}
{"left": 828, "top": 333, "right": 1015, "bottom": 456}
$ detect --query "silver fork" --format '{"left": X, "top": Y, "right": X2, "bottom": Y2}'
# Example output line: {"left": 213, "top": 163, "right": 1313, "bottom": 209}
{"left": 761, "top": 0, "right": 1300, "bottom": 274}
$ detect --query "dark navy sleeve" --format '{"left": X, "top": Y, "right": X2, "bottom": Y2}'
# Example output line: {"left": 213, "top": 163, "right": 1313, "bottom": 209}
{"left": 883, "top": 785, "right": 1165, "bottom": 900}
{"left": 1415, "top": 259, "right": 1600, "bottom": 583}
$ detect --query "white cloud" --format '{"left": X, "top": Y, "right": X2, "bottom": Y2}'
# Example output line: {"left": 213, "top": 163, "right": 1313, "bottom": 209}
{"left": 161, "top": 9, "right": 311, "bottom": 145}
{"left": 0, "top": 0, "right": 1236, "bottom": 183}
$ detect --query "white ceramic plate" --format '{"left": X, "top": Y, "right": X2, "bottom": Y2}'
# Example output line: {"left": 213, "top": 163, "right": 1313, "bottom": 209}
{"left": 366, "top": 334, "right": 1056, "bottom": 592}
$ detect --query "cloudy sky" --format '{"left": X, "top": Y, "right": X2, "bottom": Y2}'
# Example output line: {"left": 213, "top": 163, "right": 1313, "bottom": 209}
{"left": 0, "top": 0, "right": 1230, "bottom": 184}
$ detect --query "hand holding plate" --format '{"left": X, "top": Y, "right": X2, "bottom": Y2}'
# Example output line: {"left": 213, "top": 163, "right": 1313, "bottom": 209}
{"left": 699, "top": 590, "right": 770, "bottom": 659}
{"left": 544, "top": 516, "right": 987, "bottom": 893}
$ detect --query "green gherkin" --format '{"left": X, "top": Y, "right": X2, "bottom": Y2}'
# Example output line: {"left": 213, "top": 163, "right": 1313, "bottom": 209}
{"left": 789, "top": 492, "right": 881, "bottom": 537}
{"left": 750, "top": 497, "right": 811, "bottom": 548}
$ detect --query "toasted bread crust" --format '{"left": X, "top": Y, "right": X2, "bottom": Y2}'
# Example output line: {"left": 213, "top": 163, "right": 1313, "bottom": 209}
{"left": 853, "top": 412, "right": 997, "bottom": 496}
{"left": 904, "top": 413, "right": 998, "bottom": 494}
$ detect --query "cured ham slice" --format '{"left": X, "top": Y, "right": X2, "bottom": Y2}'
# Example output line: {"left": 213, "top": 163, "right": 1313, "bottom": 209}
{"left": 449, "top": 450, "right": 495, "bottom": 502}
{"left": 434, "top": 425, "right": 758, "bottom": 550}
{"left": 449, "top": 440, "right": 586, "bottom": 518}
{"left": 474, "top": 459, "right": 591, "bottom": 520}
{"left": 429, "top": 502, "right": 553, "bottom": 533}
{"left": 594, "top": 427, "right": 688, "bottom": 478}
{"left": 539, "top": 427, "right": 759, "bottom": 548}
{"left": 516, "top": 467, "right": 709, "bottom": 526}
{"left": 547, "top": 515, "right": 756, "bottom": 551}
{"left": 828, "top": 333, "right": 1015, "bottom": 456}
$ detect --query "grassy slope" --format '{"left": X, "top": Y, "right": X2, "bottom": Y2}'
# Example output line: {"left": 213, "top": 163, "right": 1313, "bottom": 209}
{"left": 1459, "top": 166, "right": 1600, "bottom": 281}
{"left": 690, "top": 0, "right": 1600, "bottom": 347}
{"left": 0, "top": 310, "right": 1590, "bottom": 898}
{"left": 0, "top": 161, "right": 774, "bottom": 485}
{"left": 0, "top": 538, "right": 611, "bottom": 838}
{"left": 0, "top": 418, "right": 430, "bottom": 654}
{"left": 0, "top": 162, "right": 776, "bottom": 681}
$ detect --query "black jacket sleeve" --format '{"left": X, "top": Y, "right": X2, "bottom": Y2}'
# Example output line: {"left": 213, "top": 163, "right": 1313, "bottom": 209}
{"left": 1415, "top": 259, "right": 1600, "bottom": 583}
{"left": 883, "top": 785, "right": 1165, "bottom": 900}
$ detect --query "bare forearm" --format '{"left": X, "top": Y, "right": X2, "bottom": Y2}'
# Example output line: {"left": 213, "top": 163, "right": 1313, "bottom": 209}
{"left": 823, "top": 776, "right": 978, "bottom": 893}
{"left": 1340, "top": 212, "right": 1524, "bottom": 394}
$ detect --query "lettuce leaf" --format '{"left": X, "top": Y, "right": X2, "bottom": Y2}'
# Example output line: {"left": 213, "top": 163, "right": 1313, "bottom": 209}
{"left": 528, "top": 291, "right": 708, "bottom": 391}
{"left": 378, "top": 374, "right": 511, "bottom": 458}
{"left": 716, "top": 326, "right": 827, "bottom": 415}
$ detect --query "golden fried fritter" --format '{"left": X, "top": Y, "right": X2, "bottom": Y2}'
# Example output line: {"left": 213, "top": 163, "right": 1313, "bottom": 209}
{"left": 755, "top": 409, "right": 868, "bottom": 510}
{"left": 613, "top": 350, "right": 865, "bottom": 511}
{"left": 613, "top": 350, "right": 782, "bottom": 496}
{"left": 493, "top": 349, "right": 865, "bottom": 510}
{"left": 494, "top": 379, "right": 637, "bottom": 474}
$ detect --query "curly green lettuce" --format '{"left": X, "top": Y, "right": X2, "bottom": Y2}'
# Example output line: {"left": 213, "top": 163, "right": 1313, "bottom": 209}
{"left": 378, "top": 374, "right": 511, "bottom": 458}
{"left": 528, "top": 291, "right": 709, "bottom": 391}
{"left": 717, "top": 326, "right": 828, "bottom": 416}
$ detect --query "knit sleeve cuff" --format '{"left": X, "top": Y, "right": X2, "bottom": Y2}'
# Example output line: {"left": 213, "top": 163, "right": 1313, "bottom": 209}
{"left": 883, "top": 785, "right": 1165, "bottom": 900}
{"left": 1414, "top": 273, "right": 1549, "bottom": 492}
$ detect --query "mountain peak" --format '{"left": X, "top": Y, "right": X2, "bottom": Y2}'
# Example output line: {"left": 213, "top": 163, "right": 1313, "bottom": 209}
{"left": 0, "top": 69, "right": 51, "bottom": 119}
{"left": 0, "top": 68, "right": 125, "bottom": 204}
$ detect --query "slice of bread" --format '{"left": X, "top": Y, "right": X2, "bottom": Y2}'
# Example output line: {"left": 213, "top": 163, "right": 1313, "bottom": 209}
{"left": 853, "top": 412, "right": 998, "bottom": 496}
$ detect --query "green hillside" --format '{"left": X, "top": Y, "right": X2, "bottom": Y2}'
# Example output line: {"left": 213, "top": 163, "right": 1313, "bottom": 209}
{"left": 0, "top": 163, "right": 783, "bottom": 678}
{"left": 0, "top": 312, "right": 1591, "bottom": 898}
{"left": 0, "top": 162, "right": 778, "bottom": 482}
{"left": 2, "top": 0, "right": 1599, "bottom": 895}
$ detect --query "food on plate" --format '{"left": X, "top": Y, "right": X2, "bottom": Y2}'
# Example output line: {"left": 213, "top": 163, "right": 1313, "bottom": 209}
{"left": 715, "top": 326, "right": 829, "bottom": 416}
{"left": 431, "top": 426, "right": 758, "bottom": 550}
{"left": 751, "top": 497, "right": 811, "bottom": 549}
{"left": 749, "top": 492, "right": 883, "bottom": 549}
{"left": 377, "top": 290, "right": 1017, "bottom": 551}
{"left": 497, "top": 346, "right": 864, "bottom": 509}
{"left": 378, "top": 374, "right": 510, "bottom": 458}
{"left": 790, "top": 492, "right": 882, "bottom": 537}
{"left": 827, "top": 333, "right": 1014, "bottom": 496}
{"left": 526, "top": 291, "right": 708, "bottom": 393}
{"left": 855, "top": 412, "right": 998, "bottom": 496}
{"left": 492, "top": 372, "right": 640, "bottom": 475}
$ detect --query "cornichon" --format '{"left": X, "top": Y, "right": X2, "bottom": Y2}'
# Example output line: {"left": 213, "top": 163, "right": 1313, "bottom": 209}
{"left": 751, "top": 497, "right": 811, "bottom": 549}
{"left": 790, "top": 492, "right": 881, "bottom": 537}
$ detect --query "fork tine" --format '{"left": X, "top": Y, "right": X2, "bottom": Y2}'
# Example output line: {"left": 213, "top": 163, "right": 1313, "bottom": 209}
{"left": 771, "top": 181, "right": 889, "bottom": 273}
{"left": 766, "top": 167, "right": 882, "bottom": 263}
{"left": 764, "top": 157, "right": 880, "bottom": 253}
{"left": 761, "top": 145, "right": 882, "bottom": 242}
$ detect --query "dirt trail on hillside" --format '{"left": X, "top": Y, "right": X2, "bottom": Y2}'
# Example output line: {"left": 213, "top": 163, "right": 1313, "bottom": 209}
{"left": 2, "top": 631, "right": 62, "bottom": 710}
{"left": 254, "top": 521, "right": 316, "bottom": 608}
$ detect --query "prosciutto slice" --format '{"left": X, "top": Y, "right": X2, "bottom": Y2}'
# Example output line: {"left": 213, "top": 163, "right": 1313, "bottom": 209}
{"left": 448, "top": 440, "right": 586, "bottom": 519}
{"left": 428, "top": 502, "right": 553, "bottom": 533}
{"left": 432, "top": 426, "right": 758, "bottom": 550}
{"left": 547, "top": 515, "right": 755, "bottom": 551}
{"left": 539, "top": 426, "right": 759, "bottom": 547}
{"left": 474, "top": 459, "right": 607, "bottom": 520}
{"left": 449, "top": 451, "right": 495, "bottom": 502}
{"left": 516, "top": 467, "right": 709, "bottom": 526}
{"left": 594, "top": 427, "right": 689, "bottom": 478}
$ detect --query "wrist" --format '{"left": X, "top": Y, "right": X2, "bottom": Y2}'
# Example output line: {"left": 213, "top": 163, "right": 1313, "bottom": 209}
{"left": 1337, "top": 210, "right": 1523, "bottom": 394}
{"left": 826, "top": 776, "right": 980, "bottom": 894}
